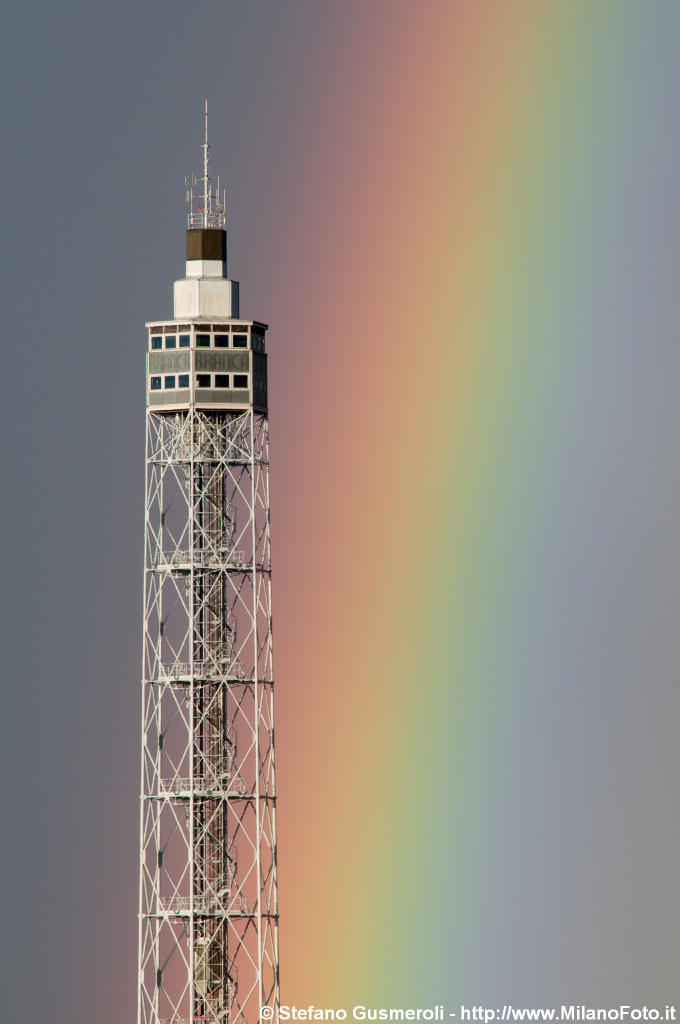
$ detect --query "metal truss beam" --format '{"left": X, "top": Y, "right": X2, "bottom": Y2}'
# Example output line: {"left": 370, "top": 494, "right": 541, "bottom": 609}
{"left": 138, "top": 408, "right": 278, "bottom": 1024}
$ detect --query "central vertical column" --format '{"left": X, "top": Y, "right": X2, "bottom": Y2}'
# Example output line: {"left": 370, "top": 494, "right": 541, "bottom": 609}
{"left": 192, "top": 414, "right": 230, "bottom": 1022}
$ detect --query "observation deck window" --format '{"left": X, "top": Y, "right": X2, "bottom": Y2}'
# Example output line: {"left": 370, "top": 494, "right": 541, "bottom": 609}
{"left": 196, "top": 374, "right": 211, "bottom": 388}
{"left": 164, "top": 375, "right": 176, "bottom": 389}
{"left": 178, "top": 374, "right": 190, "bottom": 388}
{"left": 197, "top": 334, "right": 211, "bottom": 347}
{"left": 233, "top": 334, "right": 248, "bottom": 348}
{"left": 215, "top": 374, "right": 230, "bottom": 388}
{"left": 179, "top": 334, "right": 191, "bottom": 348}
{"left": 150, "top": 376, "right": 161, "bottom": 390}
{"left": 215, "top": 335, "right": 230, "bottom": 348}
{"left": 151, "top": 336, "right": 162, "bottom": 350}
{"left": 165, "top": 335, "right": 176, "bottom": 349}
{"left": 234, "top": 374, "right": 249, "bottom": 389}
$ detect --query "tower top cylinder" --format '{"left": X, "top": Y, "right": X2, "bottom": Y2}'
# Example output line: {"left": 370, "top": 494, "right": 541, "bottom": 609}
{"left": 187, "top": 228, "right": 227, "bottom": 263}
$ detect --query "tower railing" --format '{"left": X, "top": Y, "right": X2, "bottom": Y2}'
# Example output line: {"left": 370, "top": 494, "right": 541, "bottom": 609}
{"left": 160, "top": 774, "right": 247, "bottom": 796}
{"left": 153, "top": 660, "right": 250, "bottom": 681}
{"left": 150, "top": 548, "right": 265, "bottom": 570}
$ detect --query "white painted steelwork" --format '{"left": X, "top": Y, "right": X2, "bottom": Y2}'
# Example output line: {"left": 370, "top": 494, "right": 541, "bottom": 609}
{"left": 138, "top": 122, "right": 278, "bottom": 1024}
{"left": 138, "top": 406, "right": 278, "bottom": 1024}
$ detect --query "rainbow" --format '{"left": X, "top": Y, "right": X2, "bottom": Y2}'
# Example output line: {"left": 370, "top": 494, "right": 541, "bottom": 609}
{"left": 267, "top": 0, "right": 678, "bottom": 1005}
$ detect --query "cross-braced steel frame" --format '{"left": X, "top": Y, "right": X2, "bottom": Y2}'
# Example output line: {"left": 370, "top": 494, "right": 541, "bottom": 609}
{"left": 138, "top": 407, "right": 278, "bottom": 1024}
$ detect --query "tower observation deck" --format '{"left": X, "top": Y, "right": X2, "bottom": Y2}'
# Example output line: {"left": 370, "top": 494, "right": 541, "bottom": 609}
{"left": 137, "top": 108, "right": 279, "bottom": 1024}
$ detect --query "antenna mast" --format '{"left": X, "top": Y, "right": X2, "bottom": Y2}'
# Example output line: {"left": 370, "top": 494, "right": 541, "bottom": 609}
{"left": 186, "top": 100, "right": 227, "bottom": 230}
{"left": 203, "top": 99, "right": 209, "bottom": 229}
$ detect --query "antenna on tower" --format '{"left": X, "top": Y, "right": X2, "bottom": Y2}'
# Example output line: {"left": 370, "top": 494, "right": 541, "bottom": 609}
{"left": 202, "top": 99, "right": 209, "bottom": 229}
{"left": 185, "top": 100, "right": 226, "bottom": 230}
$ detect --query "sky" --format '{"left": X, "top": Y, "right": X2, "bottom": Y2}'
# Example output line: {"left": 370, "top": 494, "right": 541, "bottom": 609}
{"left": 0, "top": 1, "right": 679, "bottom": 1021}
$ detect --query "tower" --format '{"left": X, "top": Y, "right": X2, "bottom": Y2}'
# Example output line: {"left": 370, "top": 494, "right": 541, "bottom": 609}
{"left": 137, "top": 106, "right": 279, "bottom": 1024}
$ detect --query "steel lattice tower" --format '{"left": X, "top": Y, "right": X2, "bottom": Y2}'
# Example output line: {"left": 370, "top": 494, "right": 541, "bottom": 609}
{"left": 137, "top": 108, "right": 279, "bottom": 1024}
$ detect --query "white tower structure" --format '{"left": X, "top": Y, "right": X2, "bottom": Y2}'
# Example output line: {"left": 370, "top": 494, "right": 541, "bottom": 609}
{"left": 137, "top": 106, "right": 279, "bottom": 1024}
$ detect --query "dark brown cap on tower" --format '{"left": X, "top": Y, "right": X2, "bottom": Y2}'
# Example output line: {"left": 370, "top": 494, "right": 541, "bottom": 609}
{"left": 186, "top": 228, "right": 227, "bottom": 262}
